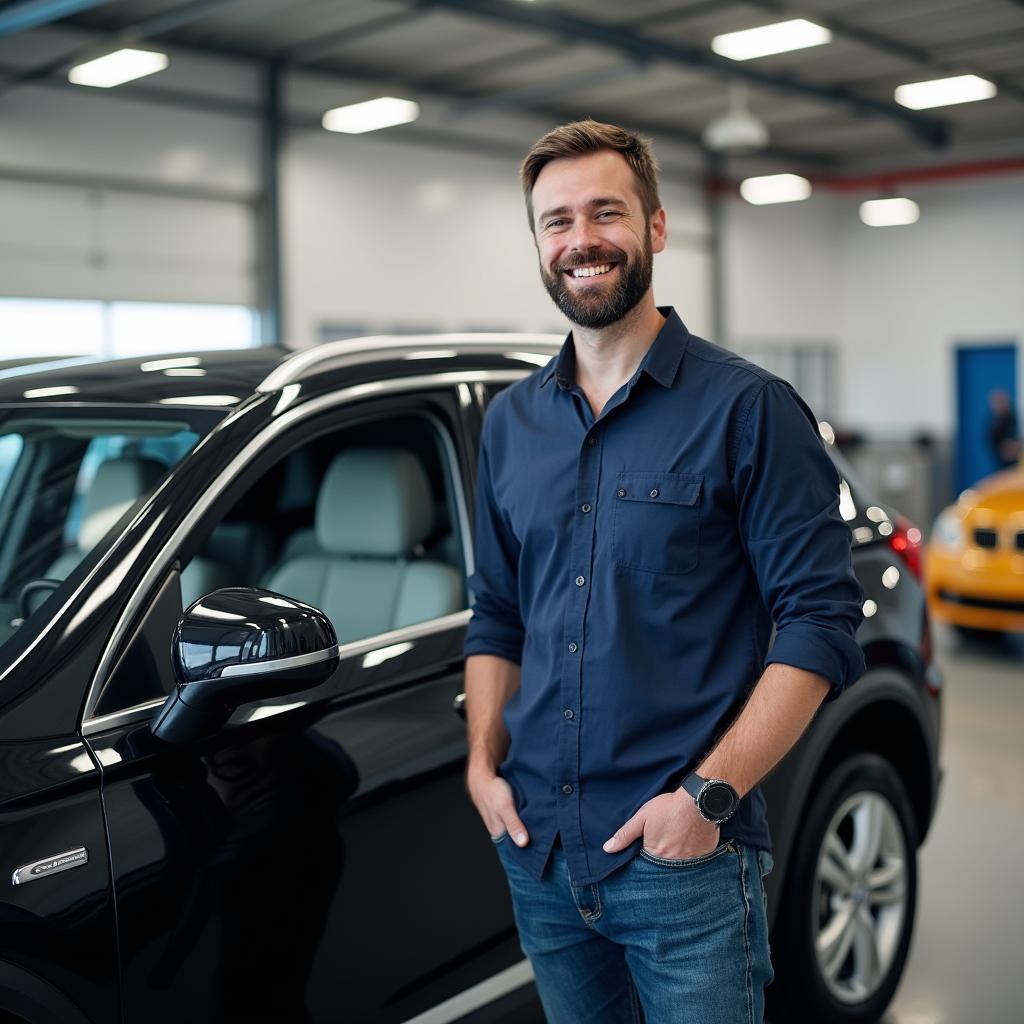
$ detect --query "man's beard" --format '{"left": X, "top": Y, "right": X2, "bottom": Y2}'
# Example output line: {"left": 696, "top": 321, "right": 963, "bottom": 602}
{"left": 540, "top": 229, "right": 653, "bottom": 330}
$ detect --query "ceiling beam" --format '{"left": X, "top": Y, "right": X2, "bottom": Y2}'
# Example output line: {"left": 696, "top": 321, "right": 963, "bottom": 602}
{"left": 0, "top": 0, "right": 110, "bottom": 38}
{"left": 282, "top": 6, "right": 429, "bottom": 65}
{"left": 441, "top": 60, "right": 648, "bottom": 119}
{"left": 420, "top": 0, "right": 950, "bottom": 148}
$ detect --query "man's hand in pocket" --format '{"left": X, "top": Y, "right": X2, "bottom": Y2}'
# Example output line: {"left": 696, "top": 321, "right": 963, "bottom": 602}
{"left": 466, "top": 766, "right": 530, "bottom": 847}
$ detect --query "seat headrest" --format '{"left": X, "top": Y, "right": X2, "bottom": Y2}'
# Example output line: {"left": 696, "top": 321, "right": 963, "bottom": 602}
{"left": 78, "top": 457, "right": 166, "bottom": 552}
{"left": 316, "top": 449, "right": 434, "bottom": 557}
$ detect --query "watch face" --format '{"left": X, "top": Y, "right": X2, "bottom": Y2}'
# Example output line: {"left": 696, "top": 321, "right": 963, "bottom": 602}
{"left": 701, "top": 782, "right": 738, "bottom": 820}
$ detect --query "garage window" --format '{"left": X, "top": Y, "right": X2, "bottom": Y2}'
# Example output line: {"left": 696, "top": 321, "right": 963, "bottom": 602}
{"left": 0, "top": 297, "right": 258, "bottom": 359}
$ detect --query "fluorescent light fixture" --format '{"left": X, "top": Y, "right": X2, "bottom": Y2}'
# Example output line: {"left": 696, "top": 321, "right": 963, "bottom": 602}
{"left": 739, "top": 173, "right": 811, "bottom": 205}
{"left": 711, "top": 19, "right": 831, "bottom": 61}
{"left": 23, "top": 385, "right": 80, "bottom": 398}
{"left": 322, "top": 97, "right": 420, "bottom": 134}
{"left": 68, "top": 48, "right": 169, "bottom": 88}
{"left": 159, "top": 395, "right": 239, "bottom": 406}
{"left": 895, "top": 74, "right": 996, "bottom": 110}
{"left": 860, "top": 197, "right": 920, "bottom": 227}
{"left": 140, "top": 356, "right": 201, "bottom": 372}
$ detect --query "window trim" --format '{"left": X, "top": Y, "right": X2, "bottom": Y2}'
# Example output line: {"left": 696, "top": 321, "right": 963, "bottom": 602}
{"left": 81, "top": 369, "right": 528, "bottom": 734}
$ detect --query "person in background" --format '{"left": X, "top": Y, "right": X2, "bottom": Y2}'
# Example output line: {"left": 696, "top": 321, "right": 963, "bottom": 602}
{"left": 988, "top": 389, "right": 1020, "bottom": 469}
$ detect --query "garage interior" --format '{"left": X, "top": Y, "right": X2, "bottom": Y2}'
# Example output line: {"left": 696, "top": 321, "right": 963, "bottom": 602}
{"left": 1, "top": 1, "right": 1022, "bottom": 1022}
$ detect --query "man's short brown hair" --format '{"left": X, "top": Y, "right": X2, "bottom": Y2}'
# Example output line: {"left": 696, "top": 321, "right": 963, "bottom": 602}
{"left": 520, "top": 119, "right": 662, "bottom": 231}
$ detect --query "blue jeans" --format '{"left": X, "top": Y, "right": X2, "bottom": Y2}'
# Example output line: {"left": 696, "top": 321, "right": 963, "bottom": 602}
{"left": 492, "top": 833, "right": 774, "bottom": 1024}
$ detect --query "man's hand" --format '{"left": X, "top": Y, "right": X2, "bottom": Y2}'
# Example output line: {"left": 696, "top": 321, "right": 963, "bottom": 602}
{"left": 466, "top": 764, "right": 530, "bottom": 847}
{"left": 603, "top": 789, "right": 719, "bottom": 858}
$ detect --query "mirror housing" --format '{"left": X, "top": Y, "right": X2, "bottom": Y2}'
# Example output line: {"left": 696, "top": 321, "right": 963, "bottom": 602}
{"left": 151, "top": 587, "right": 339, "bottom": 744}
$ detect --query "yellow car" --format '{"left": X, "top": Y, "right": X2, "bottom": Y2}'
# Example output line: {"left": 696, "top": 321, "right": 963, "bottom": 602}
{"left": 925, "top": 463, "right": 1024, "bottom": 633}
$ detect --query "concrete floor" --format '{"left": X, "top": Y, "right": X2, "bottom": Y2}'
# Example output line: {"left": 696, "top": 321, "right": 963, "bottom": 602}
{"left": 886, "top": 626, "right": 1024, "bottom": 1024}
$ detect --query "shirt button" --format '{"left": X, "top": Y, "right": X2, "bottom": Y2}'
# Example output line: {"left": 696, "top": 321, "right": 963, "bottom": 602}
{"left": 568, "top": 642, "right": 577, "bottom": 652}
{"left": 575, "top": 575, "right": 585, "bottom": 586}
{"left": 581, "top": 503, "right": 592, "bottom": 513}
{"left": 587, "top": 437, "right": 597, "bottom": 447}
{"left": 650, "top": 488, "right": 659, "bottom": 498}
{"left": 617, "top": 487, "right": 626, "bottom": 497}
{"left": 564, "top": 708, "right": 575, "bottom": 720}
{"left": 562, "top": 784, "right": 574, "bottom": 794}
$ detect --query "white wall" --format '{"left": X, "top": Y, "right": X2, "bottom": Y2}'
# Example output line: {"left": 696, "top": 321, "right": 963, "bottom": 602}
{"left": 281, "top": 129, "right": 710, "bottom": 345}
{"left": 723, "top": 174, "right": 1024, "bottom": 434}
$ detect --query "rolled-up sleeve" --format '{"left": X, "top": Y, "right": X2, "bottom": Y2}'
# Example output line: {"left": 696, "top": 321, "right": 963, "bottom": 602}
{"left": 463, "top": 404, "right": 526, "bottom": 665}
{"left": 731, "top": 380, "right": 866, "bottom": 700}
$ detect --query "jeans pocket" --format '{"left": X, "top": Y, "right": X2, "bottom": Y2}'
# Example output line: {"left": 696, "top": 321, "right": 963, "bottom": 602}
{"left": 639, "top": 838, "right": 734, "bottom": 868}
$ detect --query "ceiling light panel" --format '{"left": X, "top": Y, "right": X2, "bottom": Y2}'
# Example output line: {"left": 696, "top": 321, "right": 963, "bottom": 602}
{"left": 739, "top": 173, "right": 812, "bottom": 205}
{"left": 68, "top": 48, "right": 169, "bottom": 88}
{"left": 711, "top": 19, "right": 832, "bottom": 62}
{"left": 322, "top": 97, "right": 420, "bottom": 134}
{"left": 859, "top": 198, "right": 920, "bottom": 227}
{"left": 894, "top": 74, "right": 996, "bottom": 110}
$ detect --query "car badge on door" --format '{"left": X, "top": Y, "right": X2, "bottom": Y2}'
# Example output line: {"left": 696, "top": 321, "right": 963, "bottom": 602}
{"left": 12, "top": 847, "right": 88, "bottom": 885}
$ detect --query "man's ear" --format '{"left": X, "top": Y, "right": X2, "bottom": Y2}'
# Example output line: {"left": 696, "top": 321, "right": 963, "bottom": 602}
{"left": 650, "top": 208, "right": 667, "bottom": 254}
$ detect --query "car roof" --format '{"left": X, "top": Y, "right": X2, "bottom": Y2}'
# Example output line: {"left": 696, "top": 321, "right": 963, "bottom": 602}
{"left": 0, "top": 350, "right": 286, "bottom": 407}
{"left": 0, "top": 335, "right": 564, "bottom": 408}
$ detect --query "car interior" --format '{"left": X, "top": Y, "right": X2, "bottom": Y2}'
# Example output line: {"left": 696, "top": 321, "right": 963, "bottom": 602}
{"left": 180, "top": 414, "right": 469, "bottom": 640}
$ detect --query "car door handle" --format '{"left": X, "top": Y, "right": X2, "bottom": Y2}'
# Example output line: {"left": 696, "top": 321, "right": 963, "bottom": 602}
{"left": 452, "top": 692, "right": 466, "bottom": 718}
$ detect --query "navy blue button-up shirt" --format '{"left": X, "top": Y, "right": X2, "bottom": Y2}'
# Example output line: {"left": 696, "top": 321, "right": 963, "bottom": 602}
{"left": 464, "top": 308, "right": 865, "bottom": 885}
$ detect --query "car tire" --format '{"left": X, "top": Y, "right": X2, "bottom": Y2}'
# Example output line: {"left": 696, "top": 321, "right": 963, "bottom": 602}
{"left": 768, "top": 752, "right": 918, "bottom": 1024}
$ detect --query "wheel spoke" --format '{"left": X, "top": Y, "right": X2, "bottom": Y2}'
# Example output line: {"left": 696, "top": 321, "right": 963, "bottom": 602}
{"left": 866, "top": 859, "right": 905, "bottom": 905}
{"left": 820, "top": 830, "right": 854, "bottom": 891}
{"left": 851, "top": 906, "right": 883, "bottom": 992}
{"left": 850, "top": 797, "right": 884, "bottom": 876}
{"left": 817, "top": 901, "right": 856, "bottom": 979}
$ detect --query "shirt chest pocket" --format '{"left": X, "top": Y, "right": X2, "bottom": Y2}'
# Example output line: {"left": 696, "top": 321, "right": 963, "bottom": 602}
{"left": 611, "top": 471, "right": 702, "bottom": 575}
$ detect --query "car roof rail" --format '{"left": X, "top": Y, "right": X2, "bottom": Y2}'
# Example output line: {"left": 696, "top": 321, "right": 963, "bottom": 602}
{"left": 257, "top": 333, "right": 564, "bottom": 393}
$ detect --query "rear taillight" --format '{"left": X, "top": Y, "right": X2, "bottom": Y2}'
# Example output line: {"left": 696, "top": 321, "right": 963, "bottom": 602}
{"left": 888, "top": 514, "right": 923, "bottom": 581}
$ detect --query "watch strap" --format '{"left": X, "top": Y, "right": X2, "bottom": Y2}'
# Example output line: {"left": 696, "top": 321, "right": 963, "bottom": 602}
{"left": 681, "top": 771, "right": 706, "bottom": 801}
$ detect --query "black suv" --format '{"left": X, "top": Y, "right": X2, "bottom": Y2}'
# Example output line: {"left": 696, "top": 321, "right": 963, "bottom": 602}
{"left": 0, "top": 339, "right": 941, "bottom": 1024}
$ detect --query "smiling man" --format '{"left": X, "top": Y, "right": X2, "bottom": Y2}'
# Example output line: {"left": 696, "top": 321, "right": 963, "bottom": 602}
{"left": 463, "top": 120, "right": 865, "bottom": 1023}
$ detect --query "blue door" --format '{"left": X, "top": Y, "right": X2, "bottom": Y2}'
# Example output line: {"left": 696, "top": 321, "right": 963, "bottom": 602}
{"left": 955, "top": 343, "right": 1018, "bottom": 494}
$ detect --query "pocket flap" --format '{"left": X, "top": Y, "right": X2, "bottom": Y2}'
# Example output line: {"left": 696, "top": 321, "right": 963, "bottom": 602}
{"left": 615, "top": 472, "right": 702, "bottom": 506}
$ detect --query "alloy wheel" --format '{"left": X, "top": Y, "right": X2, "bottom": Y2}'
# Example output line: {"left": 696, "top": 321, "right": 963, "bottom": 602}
{"left": 813, "top": 790, "right": 908, "bottom": 1004}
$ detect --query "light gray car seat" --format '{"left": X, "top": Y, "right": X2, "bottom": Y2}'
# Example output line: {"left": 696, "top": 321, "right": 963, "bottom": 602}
{"left": 261, "top": 448, "right": 464, "bottom": 641}
{"left": 47, "top": 456, "right": 166, "bottom": 579}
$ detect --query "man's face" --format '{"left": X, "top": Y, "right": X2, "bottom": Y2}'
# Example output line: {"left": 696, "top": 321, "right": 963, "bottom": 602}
{"left": 530, "top": 149, "right": 666, "bottom": 330}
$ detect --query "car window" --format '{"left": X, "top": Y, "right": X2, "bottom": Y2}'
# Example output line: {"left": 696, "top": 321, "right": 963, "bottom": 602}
{"left": 0, "top": 411, "right": 205, "bottom": 668}
{"left": 180, "top": 410, "right": 469, "bottom": 643}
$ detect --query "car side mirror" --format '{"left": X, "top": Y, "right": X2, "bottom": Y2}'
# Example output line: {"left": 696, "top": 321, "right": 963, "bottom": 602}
{"left": 151, "top": 587, "right": 339, "bottom": 744}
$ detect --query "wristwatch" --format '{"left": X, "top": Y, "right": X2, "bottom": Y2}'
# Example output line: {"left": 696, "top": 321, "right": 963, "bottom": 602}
{"left": 681, "top": 771, "right": 740, "bottom": 825}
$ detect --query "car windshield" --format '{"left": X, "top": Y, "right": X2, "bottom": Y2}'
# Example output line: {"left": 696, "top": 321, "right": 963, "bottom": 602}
{"left": 0, "top": 407, "right": 217, "bottom": 673}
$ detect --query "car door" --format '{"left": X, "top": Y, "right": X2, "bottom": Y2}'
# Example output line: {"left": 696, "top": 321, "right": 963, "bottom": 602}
{"left": 82, "top": 386, "right": 521, "bottom": 1024}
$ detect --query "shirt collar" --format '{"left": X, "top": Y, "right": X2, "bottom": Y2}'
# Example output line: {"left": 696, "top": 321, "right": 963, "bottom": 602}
{"left": 540, "top": 306, "right": 689, "bottom": 391}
